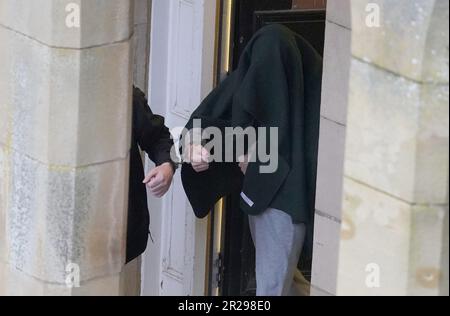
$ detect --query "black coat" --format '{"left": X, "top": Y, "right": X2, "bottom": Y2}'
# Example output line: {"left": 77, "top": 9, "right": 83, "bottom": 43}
{"left": 181, "top": 25, "right": 323, "bottom": 224}
{"left": 127, "top": 87, "right": 174, "bottom": 263}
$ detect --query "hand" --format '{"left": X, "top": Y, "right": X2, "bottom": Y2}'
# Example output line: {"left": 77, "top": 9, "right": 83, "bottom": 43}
{"left": 238, "top": 155, "right": 249, "bottom": 175}
{"left": 187, "top": 145, "right": 210, "bottom": 173}
{"left": 143, "top": 163, "right": 175, "bottom": 198}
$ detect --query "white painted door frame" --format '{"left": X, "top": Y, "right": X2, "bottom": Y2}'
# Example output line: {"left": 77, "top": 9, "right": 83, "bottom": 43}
{"left": 141, "top": 0, "right": 217, "bottom": 296}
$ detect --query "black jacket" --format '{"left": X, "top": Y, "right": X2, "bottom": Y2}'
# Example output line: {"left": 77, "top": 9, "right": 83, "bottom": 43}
{"left": 127, "top": 87, "right": 174, "bottom": 263}
{"left": 181, "top": 25, "right": 323, "bottom": 224}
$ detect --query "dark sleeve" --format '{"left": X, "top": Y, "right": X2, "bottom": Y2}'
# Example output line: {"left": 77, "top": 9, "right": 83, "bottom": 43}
{"left": 133, "top": 87, "right": 175, "bottom": 167}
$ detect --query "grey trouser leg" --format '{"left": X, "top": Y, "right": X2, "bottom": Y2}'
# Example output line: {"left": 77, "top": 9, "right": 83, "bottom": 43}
{"left": 249, "top": 208, "right": 306, "bottom": 296}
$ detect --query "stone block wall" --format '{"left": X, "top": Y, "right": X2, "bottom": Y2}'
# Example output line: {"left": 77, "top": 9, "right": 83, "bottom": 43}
{"left": 0, "top": 0, "right": 135, "bottom": 295}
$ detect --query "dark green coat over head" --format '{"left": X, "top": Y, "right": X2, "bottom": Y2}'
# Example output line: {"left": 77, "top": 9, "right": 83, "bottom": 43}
{"left": 181, "top": 24, "right": 323, "bottom": 224}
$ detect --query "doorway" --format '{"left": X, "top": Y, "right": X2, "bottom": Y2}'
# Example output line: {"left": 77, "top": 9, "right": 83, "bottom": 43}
{"left": 209, "top": 0, "right": 327, "bottom": 297}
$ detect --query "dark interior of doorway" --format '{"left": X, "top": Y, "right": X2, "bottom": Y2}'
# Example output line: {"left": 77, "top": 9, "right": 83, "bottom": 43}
{"left": 219, "top": 0, "right": 326, "bottom": 297}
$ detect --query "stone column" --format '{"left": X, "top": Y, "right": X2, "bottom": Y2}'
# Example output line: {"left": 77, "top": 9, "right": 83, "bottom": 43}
{"left": 133, "top": 0, "right": 152, "bottom": 93}
{"left": 311, "top": 0, "right": 352, "bottom": 296}
{"left": 337, "top": 0, "right": 449, "bottom": 296}
{"left": 0, "top": 0, "right": 134, "bottom": 295}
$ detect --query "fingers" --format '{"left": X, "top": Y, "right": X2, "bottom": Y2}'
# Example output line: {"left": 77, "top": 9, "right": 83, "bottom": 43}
{"left": 188, "top": 145, "right": 210, "bottom": 163}
{"left": 238, "top": 155, "right": 249, "bottom": 175}
{"left": 200, "top": 147, "right": 211, "bottom": 162}
{"left": 149, "top": 177, "right": 169, "bottom": 197}
{"left": 240, "top": 164, "right": 248, "bottom": 175}
{"left": 188, "top": 145, "right": 210, "bottom": 173}
{"left": 151, "top": 185, "right": 168, "bottom": 198}
{"left": 143, "top": 168, "right": 158, "bottom": 184}
{"left": 145, "top": 167, "right": 173, "bottom": 198}
{"left": 149, "top": 175, "right": 162, "bottom": 188}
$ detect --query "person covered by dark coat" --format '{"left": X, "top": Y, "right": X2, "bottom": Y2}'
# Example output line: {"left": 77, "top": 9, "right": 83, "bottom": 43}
{"left": 181, "top": 24, "right": 323, "bottom": 296}
{"left": 127, "top": 87, "right": 176, "bottom": 263}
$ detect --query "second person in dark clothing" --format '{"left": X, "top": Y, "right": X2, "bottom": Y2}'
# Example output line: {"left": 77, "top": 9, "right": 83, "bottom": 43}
{"left": 127, "top": 87, "right": 176, "bottom": 263}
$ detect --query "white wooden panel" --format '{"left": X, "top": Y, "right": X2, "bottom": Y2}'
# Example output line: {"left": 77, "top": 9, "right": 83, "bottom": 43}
{"left": 142, "top": 0, "right": 216, "bottom": 296}
{"left": 162, "top": 176, "right": 187, "bottom": 279}
{"left": 168, "top": 0, "right": 203, "bottom": 119}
